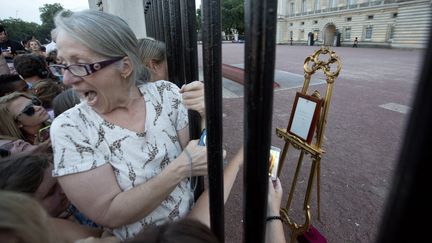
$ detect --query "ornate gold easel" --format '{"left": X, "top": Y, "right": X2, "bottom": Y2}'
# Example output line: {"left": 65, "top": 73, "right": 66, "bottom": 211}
{"left": 276, "top": 46, "right": 341, "bottom": 243}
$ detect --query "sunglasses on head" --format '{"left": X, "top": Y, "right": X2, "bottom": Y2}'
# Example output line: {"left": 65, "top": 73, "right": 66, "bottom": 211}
{"left": 14, "top": 98, "right": 42, "bottom": 120}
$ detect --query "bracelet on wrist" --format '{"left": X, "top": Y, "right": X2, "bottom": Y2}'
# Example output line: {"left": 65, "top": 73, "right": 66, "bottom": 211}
{"left": 266, "top": 215, "right": 282, "bottom": 222}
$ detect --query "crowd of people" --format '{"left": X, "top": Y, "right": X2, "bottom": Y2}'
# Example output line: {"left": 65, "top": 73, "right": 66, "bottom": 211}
{"left": 0, "top": 10, "right": 286, "bottom": 243}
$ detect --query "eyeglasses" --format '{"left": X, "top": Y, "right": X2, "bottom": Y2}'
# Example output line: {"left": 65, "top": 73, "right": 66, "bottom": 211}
{"left": 14, "top": 98, "right": 42, "bottom": 120}
{"left": 49, "top": 57, "right": 124, "bottom": 77}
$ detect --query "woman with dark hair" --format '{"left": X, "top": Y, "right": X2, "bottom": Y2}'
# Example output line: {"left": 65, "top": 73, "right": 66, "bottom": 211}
{"left": 32, "top": 79, "right": 64, "bottom": 118}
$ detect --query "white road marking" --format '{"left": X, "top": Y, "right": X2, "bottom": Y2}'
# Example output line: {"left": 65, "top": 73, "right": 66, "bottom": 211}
{"left": 379, "top": 103, "right": 411, "bottom": 114}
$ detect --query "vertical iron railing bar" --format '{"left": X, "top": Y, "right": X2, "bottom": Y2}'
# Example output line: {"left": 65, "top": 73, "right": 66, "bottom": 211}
{"left": 153, "top": 0, "right": 160, "bottom": 40}
{"left": 157, "top": 0, "right": 165, "bottom": 42}
{"left": 149, "top": 0, "right": 155, "bottom": 38}
{"left": 161, "top": 0, "right": 175, "bottom": 82}
{"left": 180, "top": 0, "right": 205, "bottom": 199}
{"left": 168, "top": 0, "right": 186, "bottom": 88}
{"left": 243, "top": 0, "right": 278, "bottom": 242}
{"left": 144, "top": 0, "right": 150, "bottom": 37}
{"left": 201, "top": 0, "right": 225, "bottom": 241}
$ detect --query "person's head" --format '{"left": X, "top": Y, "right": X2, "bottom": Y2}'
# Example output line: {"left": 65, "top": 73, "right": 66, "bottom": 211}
{"left": 0, "top": 25, "right": 8, "bottom": 43}
{"left": 51, "top": 10, "right": 150, "bottom": 114}
{"left": 46, "top": 49, "right": 58, "bottom": 65}
{"left": 137, "top": 38, "right": 168, "bottom": 82}
{"left": 0, "top": 153, "right": 70, "bottom": 217}
{"left": 0, "top": 74, "right": 29, "bottom": 96}
{"left": 0, "top": 92, "right": 49, "bottom": 140}
{"left": 13, "top": 54, "right": 49, "bottom": 80}
{"left": 28, "top": 39, "right": 42, "bottom": 52}
{"left": 32, "top": 80, "right": 63, "bottom": 109}
{"left": 0, "top": 190, "right": 55, "bottom": 243}
{"left": 0, "top": 136, "right": 40, "bottom": 157}
{"left": 22, "top": 35, "right": 33, "bottom": 50}
{"left": 126, "top": 218, "right": 220, "bottom": 243}
{"left": 52, "top": 88, "right": 81, "bottom": 117}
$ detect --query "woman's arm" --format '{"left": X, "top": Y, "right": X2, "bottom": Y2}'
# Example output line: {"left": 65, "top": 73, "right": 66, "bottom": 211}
{"left": 57, "top": 137, "right": 207, "bottom": 229}
{"left": 265, "top": 178, "right": 286, "bottom": 243}
{"left": 187, "top": 146, "right": 244, "bottom": 227}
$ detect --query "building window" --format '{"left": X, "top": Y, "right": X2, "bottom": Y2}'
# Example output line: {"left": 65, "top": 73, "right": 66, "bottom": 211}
{"left": 313, "top": 20, "right": 318, "bottom": 24}
{"left": 346, "top": 17, "right": 352, "bottom": 22}
{"left": 347, "top": 0, "right": 356, "bottom": 5}
{"left": 301, "top": 22, "right": 305, "bottom": 25}
{"left": 299, "top": 30, "right": 305, "bottom": 40}
{"left": 345, "top": 27, "right": 351, "bottom": 40}
{"left": 315, "top": 0, "right": 320, "bottom": 10}
{"left": 389, "top": 25, "right": 395, "bottom": 40}
{"left": 367, "top": 15, "right": 374, "bottom": 20}
{"left": 290, "top": 23, "right": 293, "bottom": 26}
{"left": 301, "top": 0, "right": 306, "bottom": 13}
{"left": 392, "top": 13, "right": 398, "bottom": 18}
{"left": 329, "top": 0, "right": 336, "bottom": 8}
{"left": 290, "top": 2, "right": 295, "bottom": 15}
{"left": 365, "top": 26, "right": 373, "bottom": 39}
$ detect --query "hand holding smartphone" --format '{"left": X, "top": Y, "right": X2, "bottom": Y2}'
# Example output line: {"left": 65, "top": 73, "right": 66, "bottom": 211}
{"left": 268, "top": 146, "right": 281, "bottom": 181}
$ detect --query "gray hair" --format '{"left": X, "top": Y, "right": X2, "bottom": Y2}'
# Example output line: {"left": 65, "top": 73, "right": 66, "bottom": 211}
{"left": 137, "top": 38, "right": 167, "bottom": 65}
{"left": 53, "top": 10, "right": 149, "bottom": 85}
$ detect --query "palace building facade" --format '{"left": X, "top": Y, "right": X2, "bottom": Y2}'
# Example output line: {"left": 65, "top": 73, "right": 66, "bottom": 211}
{"left": 276, "top": 0, "right": 432, "bottom": 48}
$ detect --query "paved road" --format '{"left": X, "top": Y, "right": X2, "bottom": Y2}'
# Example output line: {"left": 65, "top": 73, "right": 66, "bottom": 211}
{"left": 197, "top": 44, "right": 425, "bottom": 243}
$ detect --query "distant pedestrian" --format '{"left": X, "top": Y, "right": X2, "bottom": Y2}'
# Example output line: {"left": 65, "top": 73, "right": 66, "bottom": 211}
{"left": 353, "top": 37, "right": 358, "bottom": 48}
{"left": 290, "top": 37, "right": 293, "bottom": 46}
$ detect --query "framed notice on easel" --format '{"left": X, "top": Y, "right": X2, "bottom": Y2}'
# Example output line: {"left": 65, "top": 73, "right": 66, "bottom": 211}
{"left": 287, "top": 92, "right": 322, "bottom": 144}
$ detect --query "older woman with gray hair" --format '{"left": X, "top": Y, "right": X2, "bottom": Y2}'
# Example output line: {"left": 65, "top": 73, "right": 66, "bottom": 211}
{"left": 49, "top": 10, "right": 207, "bottom": 240}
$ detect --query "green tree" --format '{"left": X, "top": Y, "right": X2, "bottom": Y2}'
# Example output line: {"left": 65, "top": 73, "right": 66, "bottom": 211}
{"left": 221, "top": 0, "right": 244, "bottom": 35}
{"left": 0, "top": 18, "right": 40, "bottom": 43}
{"left": 38, "top": 3, "right": 66, "bottom": 43}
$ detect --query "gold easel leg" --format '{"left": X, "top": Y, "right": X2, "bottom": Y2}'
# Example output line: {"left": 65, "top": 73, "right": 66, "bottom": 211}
{"left": 303, "top": 159, "right": 317, "bottom": 210}
{"left": 277, "top": 142, "right": 290, "bottom": 178}
{"left": 316, "top": 158, "right": 321, "bottom": 221}
{"left": 286, "top": 151, "right": 305, "bottom": 211}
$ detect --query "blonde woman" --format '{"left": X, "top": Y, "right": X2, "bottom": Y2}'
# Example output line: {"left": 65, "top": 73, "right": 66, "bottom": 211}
{"left": 137, "top": 38, "right": 205, "bottom": 124}
{"left": 0, "top": 190, "right": 56, "bottom": 243}
{"left": 137, "top": 38, "right": 168, "bottom": 82}
{"left": 0, "top": 92, "right": 50, "bottom": 144}
{"left": 0, "top": 190, "right": 105, "bottom": 243}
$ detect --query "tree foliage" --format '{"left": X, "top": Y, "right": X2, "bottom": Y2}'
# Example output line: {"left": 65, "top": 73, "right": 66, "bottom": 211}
{"left": 0, "top": 3, "right": 69, "bottom": 44}
{"left": 38, "top": 3, "right": 66, "bottom": 42}
{"left": 0, "top": 18, "right": 40, "bottom": 43}
{"left": 196, "top": 0, "right": 244, "bottom": 35}
{"left": 221, "top": 0, "right": 244, "bottom": 34}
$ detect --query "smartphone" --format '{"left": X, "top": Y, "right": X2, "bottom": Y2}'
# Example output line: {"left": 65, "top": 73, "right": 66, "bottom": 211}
{"left": 37, "top": 125, "right": 51, "bottom": 143}
{"left": 268, "top": 146, "right": 281, "bottom": 181}
{"left": 198, "top": 129, "right": 207, "bottom": 146}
